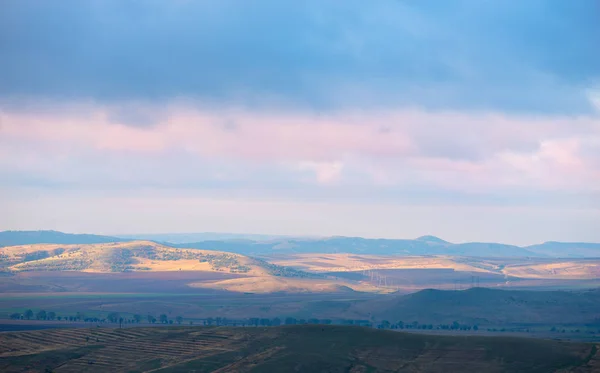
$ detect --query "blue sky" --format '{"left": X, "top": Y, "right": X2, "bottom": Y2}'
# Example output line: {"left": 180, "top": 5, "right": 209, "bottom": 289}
{"left": 1, "top": 0, "right": 599, "bottom": 244}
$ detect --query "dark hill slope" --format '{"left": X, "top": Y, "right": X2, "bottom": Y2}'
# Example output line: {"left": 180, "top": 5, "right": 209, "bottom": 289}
{"left": 352, "top": 287, "right": 600, "bottom": 325}
{"left": 0, "top": 325, "right": 597, "bottom": 373}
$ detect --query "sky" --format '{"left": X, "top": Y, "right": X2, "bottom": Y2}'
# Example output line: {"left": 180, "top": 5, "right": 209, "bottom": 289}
{"left": 1, "top": 0, "right": 599, "bottom": 245}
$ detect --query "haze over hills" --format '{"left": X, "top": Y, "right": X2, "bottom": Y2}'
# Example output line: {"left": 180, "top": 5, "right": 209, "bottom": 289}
{"left": 175, "top": 236, "right": 600, "bottom": 258}
{"left": 117, "top": 232, "right": 290, "bottom": 244}
{"left": 526, "top": 242, "right": 600, "bottom": 258}
{"left": 0, "top": 230, "right": 128, "bottom": 247}
{"left": 3, "top": 230, "right": 600, "bottom": 258}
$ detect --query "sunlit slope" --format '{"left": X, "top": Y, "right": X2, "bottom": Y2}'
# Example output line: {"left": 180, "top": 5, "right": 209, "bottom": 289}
{"left": 1, "top": 241, "right": 267, "bottom": 274}
{"left": 0, "top": 241, "right": 382, "bottom": 293}
{"left": 267, "top": 253, "right": 600, "bottom": 280}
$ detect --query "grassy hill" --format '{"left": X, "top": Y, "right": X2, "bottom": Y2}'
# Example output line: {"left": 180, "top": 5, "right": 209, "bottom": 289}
{"left": 0, "top": 241, "right": 381, "bottom": 293}
{"left": 266, "top": 253, "right": 600, "bottom": 282}
{"left": 0, "top": 325, "right": 597, "bottom": 372}
{"left": 350, "top": 287, "right": 600, "bottom": 325}
{"left": 0, "top": 241, "right": 261, "bottom": 274}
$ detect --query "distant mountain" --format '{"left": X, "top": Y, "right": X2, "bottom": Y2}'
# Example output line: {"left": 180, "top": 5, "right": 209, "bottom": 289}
{"left": 3, "top": 231, "right": 599, "bottom": 258}
{"left": 351, "top": 287, "right": 600, "bottom": 325}
{"left": 0, "top": 230, "right": 127, "bottom": 247}
{"left": 117, "top": 232, "right": 287, "bottom": 244}
{"left": 416, "top": 235, "right": 450, "bottom": 244}
{"left": 177, "top": 236, "right": 541, "bottom": 258}
{"left": 525, "top": 241, "right": 600, "bottom": 258}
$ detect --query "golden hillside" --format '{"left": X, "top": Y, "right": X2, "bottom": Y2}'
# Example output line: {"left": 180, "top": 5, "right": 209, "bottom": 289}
{"left": 0, "top": 241, "right": 266, "bottom": 275}
{"left": 0, "top": 241, "right": 385, "bottom": 293}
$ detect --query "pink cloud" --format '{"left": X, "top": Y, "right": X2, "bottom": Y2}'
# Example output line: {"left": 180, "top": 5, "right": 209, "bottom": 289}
{"left": 1, "top": 102, "right": 599, "bottom": 191}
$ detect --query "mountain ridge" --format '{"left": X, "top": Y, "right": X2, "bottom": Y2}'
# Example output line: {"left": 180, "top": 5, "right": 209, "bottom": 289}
{"left": 2, "top": 230, "right": 600, "bottom": 258}
{"left": 0, "top": 230, "right": 128, "bottom": 247}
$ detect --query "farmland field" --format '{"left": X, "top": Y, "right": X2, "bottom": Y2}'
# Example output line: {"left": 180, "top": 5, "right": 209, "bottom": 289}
{"left": 1, "top": 325, "right": 599, "bottom": 372}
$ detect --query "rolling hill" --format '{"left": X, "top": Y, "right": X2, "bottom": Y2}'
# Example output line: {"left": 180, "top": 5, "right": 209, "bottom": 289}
{"left": 0, "top": 325, "right": 597, "bottom": 372}
{"left": 0, "top": 241, "right": 381, "bottom": 293}
{"left": 0, "top": 241, "right": 265, "bottom": 274}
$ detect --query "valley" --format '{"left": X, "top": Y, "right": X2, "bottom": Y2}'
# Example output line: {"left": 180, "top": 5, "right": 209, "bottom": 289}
{"left": 1, "top": 231, "right": 600, "bottom": 345}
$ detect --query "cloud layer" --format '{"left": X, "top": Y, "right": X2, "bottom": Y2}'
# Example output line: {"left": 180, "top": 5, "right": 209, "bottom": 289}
{"left": 1, "top": 1, "right": 599, "bottom": 243}
{"left": 2, "top": 103, "right": 599, "bottom": 195}
{"left": 1, "top": 0, "right": 599, "bottom": 112}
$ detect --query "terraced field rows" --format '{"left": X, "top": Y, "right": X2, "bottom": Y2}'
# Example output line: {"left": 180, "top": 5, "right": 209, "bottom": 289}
{"left": 0, "top": 327, "right": 241, "bottom": 372}
{"left": 1, "top": 326, "right": 598, "bottom": 372}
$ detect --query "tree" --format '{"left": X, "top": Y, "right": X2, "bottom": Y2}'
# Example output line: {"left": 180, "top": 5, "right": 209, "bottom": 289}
{"left": 76, "top": 312, "right": 85, "bottom": 321}
{"left": 176, "top": 316, "right": 183, "bottom": 324}
{"left": 206, "top": 317, "right": 214, "bottom": 326}
{"left": 9, "top": 313, "right": 21, "bottom": 320}
{"left": 321, "top": 319, "right": 332, "bottom": 325}
{"left": 380, "top": 320, "right": 391, "bottom": 329}
{"left": 107, "top": 312, "right": 120, "bottom": 323}
{"left": 285, "top": 317, "right": 297, "bottom": 325}
{"left": 159, "top": 314, "right": 168, "bottom": 324}
{"left": 24, "top": 309, "right": 33, "bottom": 320}
{"left": 259, "top": 318, "right": 271, "bottom": 326}
{"left": 473, "top": 325, "right": 479, "bottom": 331}
{"left": 133, "top": 314, "right": 142, "bottom": 323}
{"left": 249, "top": 318, "right": 260, "bottom": 327}
{"left": 396, "top": 321, "right": 404, "bottom": 329}
{"left": 47, "top": 311, "right": 56, "bottom": 320}
{"left": 271, "top": 317, "right": 281, "bottom": 326}
{"left": 147, "top": 314, "right": 155, "bottom": 324}
{"left": 36, "top": 310, "right": 47, "bottom": 320}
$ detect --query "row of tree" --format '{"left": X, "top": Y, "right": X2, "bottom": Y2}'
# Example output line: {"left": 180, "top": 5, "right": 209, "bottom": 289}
{"left": 9, "top": 311, "right": 483, "bottom": 332}
{"left": 375, "top": 320, "right": 479, "bottom": 331}
{"left": 9, "top": 310, "right": 186, "bottom": 326}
